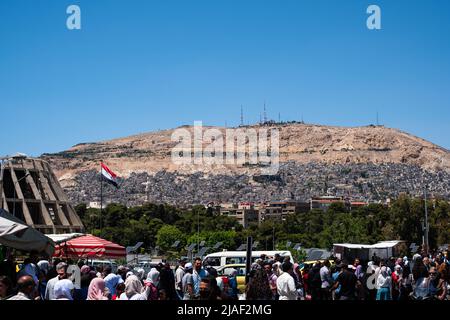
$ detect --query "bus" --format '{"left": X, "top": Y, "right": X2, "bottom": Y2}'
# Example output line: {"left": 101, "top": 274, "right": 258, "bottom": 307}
{"left": 203, "top": 250, "right": 294, "bottom": 269}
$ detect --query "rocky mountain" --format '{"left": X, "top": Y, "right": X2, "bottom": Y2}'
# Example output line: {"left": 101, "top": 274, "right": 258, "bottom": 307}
{"left": 41, "top": 123, "right": 450, "bottom": 206}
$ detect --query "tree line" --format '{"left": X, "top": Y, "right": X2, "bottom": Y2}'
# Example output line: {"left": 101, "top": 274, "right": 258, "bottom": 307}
{"left": 74, "top": 195, "right": 450, "bottom": 260}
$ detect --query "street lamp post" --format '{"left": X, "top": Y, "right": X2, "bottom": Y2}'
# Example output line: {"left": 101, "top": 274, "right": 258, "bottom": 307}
{"left": 272, "top": 223, "right": 275, "bottom": 250}
{"left": 423, "top": 185, "right": 429, "bottom": 255}
{"left": 13, "top": 172, "right": 30, "bottom": 217}
{"left": 197, "top": 209, "right": 200, "bottom": 256}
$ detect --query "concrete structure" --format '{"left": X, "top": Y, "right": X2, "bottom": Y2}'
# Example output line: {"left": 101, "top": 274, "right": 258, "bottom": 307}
{"left": 0, "top": 155, "right": 84, "bottom": 234}
{"left": 310, "top": 196, "right": 347, "bottom": 211}
{"left": 349, "top": 200, "right": 369, "bottom": 210}
{"left": 220, "top": 202, "right": 259, "bottom": 228}
{"left": 221, "top": 200, "right": 310, "bottom": 226}
{"left": 258, "top": 200, "right": 310, "bottom": 224}
{"left": 310, "top": 196, "right": 370, "bottom": 211}
{"left": 87, "top": 201, "right": 109, "bottom": 209}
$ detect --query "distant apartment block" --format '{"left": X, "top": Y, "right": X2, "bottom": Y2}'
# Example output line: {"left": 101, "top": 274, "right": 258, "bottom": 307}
{"left": 87, "top": 201, "right": 109, "bottom": 209}
{"left": 310, "top": 196, "right": 368, "bottom": 211}
{"left": 220, "top": 202, "right": 259, "bottom": 228}
{"left": 221, "top": 197, "right": 372, "bottom": 227}
{"left": 258, "top": 200, "right": 310, "bottom": 224}
{"left": 310, "top": 196, "right": 346, "bottom": 211}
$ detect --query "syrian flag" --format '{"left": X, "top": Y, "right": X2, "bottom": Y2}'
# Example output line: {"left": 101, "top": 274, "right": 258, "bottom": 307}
{"left": 101, "top": 163, "right": 119, "bottom": 188}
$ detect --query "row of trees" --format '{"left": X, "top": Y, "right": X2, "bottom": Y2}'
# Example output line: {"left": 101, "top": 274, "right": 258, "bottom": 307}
{"left": 74, "top": 195, "right": 450, "bottom": 259}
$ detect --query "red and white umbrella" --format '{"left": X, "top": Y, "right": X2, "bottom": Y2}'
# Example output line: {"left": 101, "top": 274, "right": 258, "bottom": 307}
{"left": 53, "top": 234, "right": 126, "bottom": 259}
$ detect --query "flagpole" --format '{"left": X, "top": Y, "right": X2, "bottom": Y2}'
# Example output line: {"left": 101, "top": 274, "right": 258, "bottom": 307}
{"left": 100, "top": 161, "right": 103, "bottom": 234}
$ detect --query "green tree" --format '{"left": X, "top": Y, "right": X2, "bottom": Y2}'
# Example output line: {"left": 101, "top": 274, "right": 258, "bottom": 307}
{"left": 156, "top": 225, "right": 185, "bottom": 252}
{"left": 74, "top": 203, "right": 87, "bottom": 219}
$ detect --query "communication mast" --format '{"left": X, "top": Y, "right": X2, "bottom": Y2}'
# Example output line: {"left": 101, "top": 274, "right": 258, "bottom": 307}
{"left": 263, "top": 101, "right": 267, "bottom": 123}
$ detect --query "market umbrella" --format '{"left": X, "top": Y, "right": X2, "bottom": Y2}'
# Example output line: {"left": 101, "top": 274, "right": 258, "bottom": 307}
{"left": 0, "top": 209, "right": 55, "bottom": 256}
{"left": 53, "top": 234, "right": 126, "bottom": 259}
{"left": 0, "top": 216, "right": 28, "bottom": 237}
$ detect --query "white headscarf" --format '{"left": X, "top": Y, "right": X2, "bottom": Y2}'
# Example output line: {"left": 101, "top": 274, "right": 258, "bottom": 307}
{"left": 54, "top": 279, "right": 74, "bottom": 300}
{"left": 37, "top": 260, "right": 49, "bottom": 275}
{"left": 135, "top": 268, "right": 145, "bottom": 281}
{"left": 124, "top": 275, "right": 144, "bottom": 299}
{"left": 146, "top": 268, "right": 160, "bottom": 287}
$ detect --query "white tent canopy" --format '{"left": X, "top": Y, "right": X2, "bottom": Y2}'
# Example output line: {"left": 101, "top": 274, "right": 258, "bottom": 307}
{"left": 0, "top": 209, "right": 55, "bottom": 256}
{"left": 333, "top": 241, "right": 403, "bottom": 250}
{"left": 46, "top": 233, "right": 84, "bottom": 244}
{"left": 333, "top": 240, "right": 405, "bottom": 260}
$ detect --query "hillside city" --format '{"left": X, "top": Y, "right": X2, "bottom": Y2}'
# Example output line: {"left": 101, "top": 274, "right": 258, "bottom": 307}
{"left": 67, "top": 162, "right": 450, "bottom": 213}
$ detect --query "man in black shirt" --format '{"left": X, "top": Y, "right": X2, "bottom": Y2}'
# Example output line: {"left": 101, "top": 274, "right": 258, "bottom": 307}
{"left": 330, "top": 262, "right": 360, "bottom": 300}
{"left": 308, "top": 263, "right": 322, "bottom": 300}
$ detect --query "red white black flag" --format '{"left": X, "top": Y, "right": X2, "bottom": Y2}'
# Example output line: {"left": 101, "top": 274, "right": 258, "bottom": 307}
{"left": 101, "top": 162, "right": 119, "bottom": 188}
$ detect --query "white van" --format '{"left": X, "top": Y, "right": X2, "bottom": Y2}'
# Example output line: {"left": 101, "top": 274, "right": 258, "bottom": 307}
{"left": 88, "top": 260, "right": 118, "bottom": 273}
{"left": 203, "top": 250, "right": 294, "bottom": 268}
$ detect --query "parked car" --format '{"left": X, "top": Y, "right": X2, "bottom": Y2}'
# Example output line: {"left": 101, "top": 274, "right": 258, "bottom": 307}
{"left": 216, "top": 264, "right": 246, "bottom": 294}
{"left": 204, "top": 250, "right": 294, "bottom": 269}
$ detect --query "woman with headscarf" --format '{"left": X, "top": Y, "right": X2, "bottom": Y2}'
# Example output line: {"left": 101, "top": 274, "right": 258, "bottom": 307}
{"left": 145, "top": 268, "right": 160, "bottom": 300}
{"left": 411, "top": 256, "right": 430, "bottom": 299}
{"left": 228, "top": 268, "right": 239, "bottom": 299}
{"left": 245, "top": 269, "right": 272, "bottom": 300}
{"left": 391, "top": 265, "right": 403, "bottom": 300}
{"left": 119, "top": 275, "right": 151, "bottom": 300}
{"left": 74, "top": 265, "right": 94, "bottom": 300}
{"left": 36, "top": 260, "right": 50, "bottom": 299}
{"left": 87, "top": 278, "right": 108, "bottom": 300}
{"left": 53, "top": 279, "right": 74, "bottom": 300}
{"left": 135, "top": 268, "right": 145, "bottom": 281}
{"left": 159, "top": 263, "right": 178, "bottom": 300}
{"left": 308, "top": 262, "right": 322, "bottom": 301}
{"left": 376, "top": 266, "right": 392, "bottom": 300}
{"left": 293, "top": 263, "right": 304, "bottom": 299}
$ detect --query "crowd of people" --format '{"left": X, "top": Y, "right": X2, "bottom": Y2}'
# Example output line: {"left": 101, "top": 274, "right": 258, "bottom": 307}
{"left": 300, "top": 252, "right": 449, "bottom": 301}
{"left": 0, "top": 250, "right": 448, "bottom": 301}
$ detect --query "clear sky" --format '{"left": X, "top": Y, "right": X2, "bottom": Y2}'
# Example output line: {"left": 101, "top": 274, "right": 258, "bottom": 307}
{"left": 1, "top": 0, "right": 449, "bottom": 156}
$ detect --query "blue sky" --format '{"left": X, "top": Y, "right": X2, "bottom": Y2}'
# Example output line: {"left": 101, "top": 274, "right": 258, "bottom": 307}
{"left": 1, "top": 0, "right": 449, "bottom": 156}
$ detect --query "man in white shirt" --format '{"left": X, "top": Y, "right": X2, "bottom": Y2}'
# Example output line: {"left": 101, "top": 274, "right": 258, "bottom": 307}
{"left": 273, "top": 254, "right": 283, "bottom": 276}
{"left": 320, "top": 260, "right": 332, "bottom": 300}
{"left": 276, "top": 262, "right": 298, "bottom": 300}
{"left": 181, "top": 263, "right": 194, "bottom": 300}
{"left": 44, "top": 262, "right": 67, "bottom": 300}
{"left": 192, "top": 258, "right": 209, "bottom": 296}
{"left": 175, "top": 258, "right": 187, "bottom": 299}
{"left": 8, "top": 276, "right": 36, "bottom": 300}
